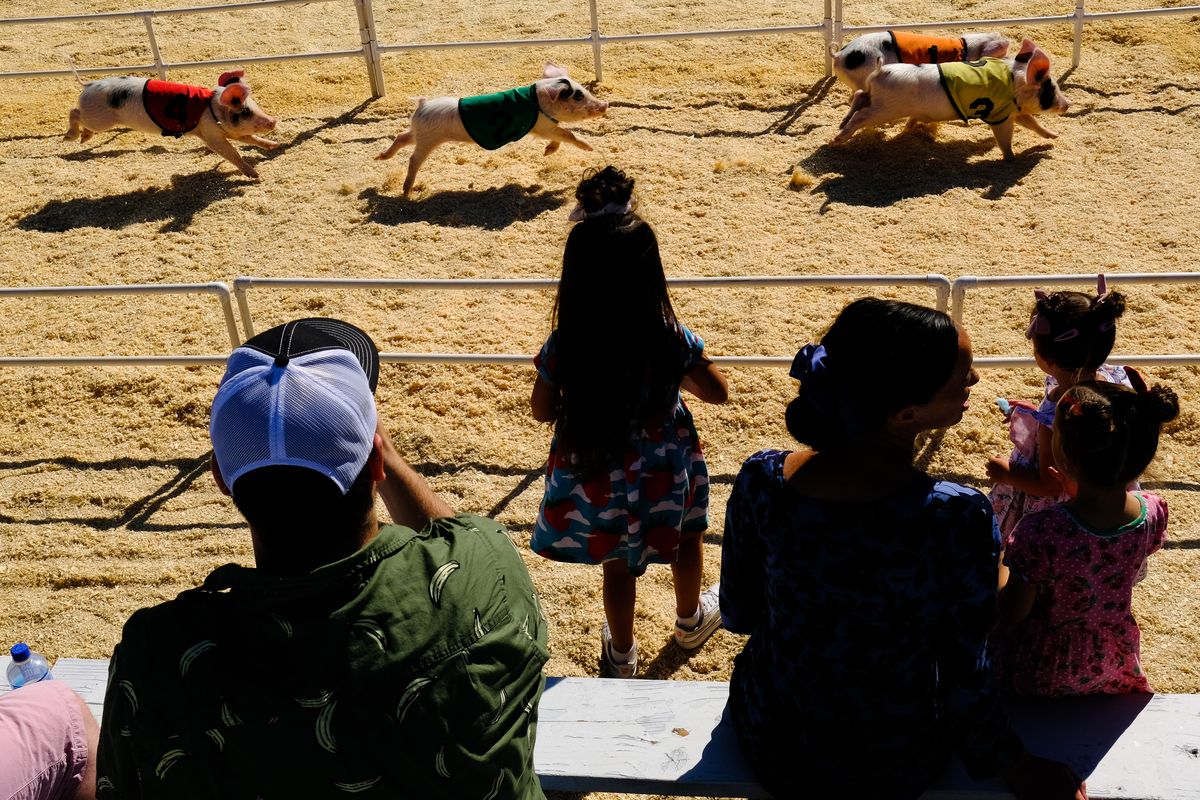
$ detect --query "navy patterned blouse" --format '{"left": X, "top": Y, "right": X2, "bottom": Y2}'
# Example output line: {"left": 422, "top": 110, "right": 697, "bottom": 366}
{"left": 721, "top": 449, "right": 1022, "bottom": 799}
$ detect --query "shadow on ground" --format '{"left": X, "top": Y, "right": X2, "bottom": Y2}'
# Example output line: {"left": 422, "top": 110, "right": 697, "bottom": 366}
{"left": 358, "top": 184, "right": 569, "bottom": 229}
{"left": 18, "top": 170, "right": 250, "bottom": 233}
{"left": 798, "top": 128, "right": 1051, "bottom": 210}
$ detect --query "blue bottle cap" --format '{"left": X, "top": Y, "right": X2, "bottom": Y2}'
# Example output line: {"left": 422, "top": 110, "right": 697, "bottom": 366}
{"left": 11, "top": 643, "right": 30, "bottom": 662}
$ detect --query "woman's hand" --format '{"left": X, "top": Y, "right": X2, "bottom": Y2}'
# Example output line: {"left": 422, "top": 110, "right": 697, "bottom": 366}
{"left": 1004, "top": 751, "right": 1087, "bottom": 800}
{"left": 986, "top": 455, "right": 1012, "bottom": 485}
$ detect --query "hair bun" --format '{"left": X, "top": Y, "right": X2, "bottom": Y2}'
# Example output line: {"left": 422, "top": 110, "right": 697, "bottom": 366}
{"left": 576, "top": 165, "right": 634, "bottom": 213}
{"left": 1139, "top": 385, "right": 1180, "bottom": 425}
{"left": 1091, "top": 290, "right": 1127, "bottom": 321}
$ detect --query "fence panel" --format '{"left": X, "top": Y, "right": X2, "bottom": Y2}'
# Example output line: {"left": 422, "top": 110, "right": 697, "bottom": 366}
{"left": 0, "top": 282, "right": 238, "bottom": 367}
{"left": 951, "top": 272, "right": 1200, "bottom": 369}
{"left": 231, "top": 274, "right": 952, "bottom": 367}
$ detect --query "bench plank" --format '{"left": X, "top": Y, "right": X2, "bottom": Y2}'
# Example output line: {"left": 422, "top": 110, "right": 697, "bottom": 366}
{"left": 5, "top": 657, "right": 1198, "bottom": 798}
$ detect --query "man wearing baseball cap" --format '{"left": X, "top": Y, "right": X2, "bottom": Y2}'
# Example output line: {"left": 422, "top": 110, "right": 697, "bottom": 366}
{"left": 95, "top": 319, "right": 549, "bottom": 799}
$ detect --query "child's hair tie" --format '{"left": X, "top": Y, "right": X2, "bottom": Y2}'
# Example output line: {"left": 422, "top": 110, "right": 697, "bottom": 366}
{"left": 1025, "top": 289, "right": 1052, "bottom": 339}
{"left": 568, "top": 200, "right": 633, "bottom": 222}
{"left": 790, "top": 343, "right": 835, "bottom": 412}
{"left": 1058, "top": 393, "right": 1085, "bottom": 417}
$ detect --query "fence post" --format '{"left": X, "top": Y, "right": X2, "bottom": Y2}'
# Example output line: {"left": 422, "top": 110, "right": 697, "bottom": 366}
{"left": 588, "top": 0, "right": 603, "bottom": 82}
{"left": 1072, "top": 0, "right": 1085, "bottom": 68}
{"left": 141, "top": 13, "right": 168, "bottom": 80}
{"left": 822, "top": 0, "right": 832, "bottom": 77}
{"left": 833, "top": 0, "right": 843, "bottom": 48}
{"left": 354, "top": 0, "right": 386, "bottom": 98}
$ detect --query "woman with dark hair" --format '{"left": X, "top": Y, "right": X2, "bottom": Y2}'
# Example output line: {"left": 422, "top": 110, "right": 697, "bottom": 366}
{"left": 720, "top": 298, "right": 1086, "bottom": 799}
{"left": 530, "top": 167, "right": 729, "bottom": 678}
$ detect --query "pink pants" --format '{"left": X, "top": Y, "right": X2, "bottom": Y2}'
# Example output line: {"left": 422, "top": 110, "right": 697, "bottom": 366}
{"left": 0, "top": 681, "right": 88, "bottom": 800}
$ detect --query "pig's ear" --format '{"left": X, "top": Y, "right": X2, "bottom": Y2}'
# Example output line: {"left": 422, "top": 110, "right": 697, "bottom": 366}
{"left": 1017, "top": 38, "right": 1036, "bottom": 56}
{"left": 219, "top": 82, "right": 251, "bottom": 109}
{"left": 542, "top": 62, "right": 569, "bottom": 79}
{"left": 218, "top": 70, "right": 245, "bottom": 87}
{"left": 1028, "top": 48, "right": 1051, "bottom": 83}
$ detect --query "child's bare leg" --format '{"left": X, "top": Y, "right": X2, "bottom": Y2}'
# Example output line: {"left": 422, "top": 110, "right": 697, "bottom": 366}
{"left": 603, "top": 559, "right": 637, "bottom": 653}
{"left": 671, "top": 530, "right": 703, "bottom": 618}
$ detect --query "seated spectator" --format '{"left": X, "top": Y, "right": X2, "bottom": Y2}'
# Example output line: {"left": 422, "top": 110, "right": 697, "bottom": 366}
{"left": 720, "top": 298, "right": 1086, "bottom": 799}
{"left": 95, "top": 318, "right": 548, "bottom": 799}
{"left": 1, "top": 681, "right": 98, "bottom": 800}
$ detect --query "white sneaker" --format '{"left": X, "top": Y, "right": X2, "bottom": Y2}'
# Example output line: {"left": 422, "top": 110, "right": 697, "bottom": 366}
{"left": 674, "top": 583, "right": 723, "bottom": 651}
{"left": 600, "top": 622, "right": 637, "bottom": 678}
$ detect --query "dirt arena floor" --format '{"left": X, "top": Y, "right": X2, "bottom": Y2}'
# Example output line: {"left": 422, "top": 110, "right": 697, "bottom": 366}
{"left": 1, "top": 0, "right": 1198, "bottom": 794}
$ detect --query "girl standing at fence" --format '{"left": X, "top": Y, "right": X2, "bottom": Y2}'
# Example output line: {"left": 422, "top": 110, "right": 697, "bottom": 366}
{"left": 720, "top": 298, "right": 1084, "bottom": 799}
{"left": 530, "top": 166, "right": 729, "bottom": 678}
{"left": 991, "top": 379, "right": 1177, "bottom": 695}
{"left": 987, "top": 277, "right": 1130, "bottom": 542}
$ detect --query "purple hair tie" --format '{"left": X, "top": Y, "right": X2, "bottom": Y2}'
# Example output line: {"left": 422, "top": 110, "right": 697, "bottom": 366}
{"left": 1025, "top": 289, "right": 1052, "bottom": 339}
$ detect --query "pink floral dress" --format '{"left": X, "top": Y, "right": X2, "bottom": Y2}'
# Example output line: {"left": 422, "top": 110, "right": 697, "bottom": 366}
{"left": 990, "top": 493, "right": 1167, "bottom": 696}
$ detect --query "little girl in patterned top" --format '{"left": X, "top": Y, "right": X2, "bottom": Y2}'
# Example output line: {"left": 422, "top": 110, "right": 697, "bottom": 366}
{"left": 987, "top": 276, "right": 1131, "bottom": 545}
{"left": 530, "top": 167, "right": 729, "bottom": 678}
{"left": 991, "top": 378, "right": 1178, "bottom": 695}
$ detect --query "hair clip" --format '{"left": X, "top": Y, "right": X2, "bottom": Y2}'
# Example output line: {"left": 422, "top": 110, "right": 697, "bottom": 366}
{"left": 568, "top": 200, "right": 633, "bottom": 222}
{"left": 1052, "top": 328, "right": 1080, "bottom": 342}
{"left": 1025, "top": 289, "right": 1053, "bottom": 339}
{"left": 1058, "top": 393, "right": 1085, "bottom": 417}
{"left": 1097, "top": 320, "right": 1116, "bottom": 332}
{"left": 1097, "top": 273, "right": 1108, "bottom": 297}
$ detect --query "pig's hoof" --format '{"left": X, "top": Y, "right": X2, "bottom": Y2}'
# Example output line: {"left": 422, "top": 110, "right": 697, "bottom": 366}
{"left": 544, "top": 142, "right": 561, "bottom": 155}
{"left": 262, "top": 140, "right": 281, "bottom": 150}
{"left": 579, "top": 142, "right": 594, "bottom": 152}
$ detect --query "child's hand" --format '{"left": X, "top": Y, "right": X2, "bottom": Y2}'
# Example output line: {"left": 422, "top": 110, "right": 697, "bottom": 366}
{"left": 986, "top": 456, "right": 1012, "bottom": 485}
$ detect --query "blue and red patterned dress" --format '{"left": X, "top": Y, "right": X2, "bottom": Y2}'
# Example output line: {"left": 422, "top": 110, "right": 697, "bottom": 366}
{"left": 530, "top": 324, "right": 710, "bottom": 576}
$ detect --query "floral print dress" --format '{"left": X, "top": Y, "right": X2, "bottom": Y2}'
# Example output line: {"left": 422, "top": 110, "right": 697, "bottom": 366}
{"left": 530, "top": 324, "right": 710, "bottom": 576}
{"left": 991, "top": 493, "right": 1167, "bottom": 696}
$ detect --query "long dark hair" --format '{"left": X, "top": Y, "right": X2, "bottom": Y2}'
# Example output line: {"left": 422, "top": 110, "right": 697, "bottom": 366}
{"left": 786, "top": 298, "right": 960, "bottom": 451}
{"left": 1056, "top": 379, "right": 1179, "bottom": 487}
{"left": 550, "top": 180, "right": 685, "bottom": 475}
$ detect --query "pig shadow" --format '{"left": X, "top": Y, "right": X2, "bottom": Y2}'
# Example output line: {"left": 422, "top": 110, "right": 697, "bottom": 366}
{"left": 18, "top": 170, "right": 250, "bottom": 234}
{"left": 798, "top": 130, "right": 1051, "bottom": 211}
{"left": 357, "top": 184, "right": 568, "bottom": 230}
{"left": 61, "top": 144, "right": 172, "bottom": 162}
{"left": 604, "top": 76, "right": 836, "bottom": 139}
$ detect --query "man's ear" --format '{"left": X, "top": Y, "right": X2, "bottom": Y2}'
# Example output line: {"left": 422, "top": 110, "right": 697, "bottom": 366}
{"left": 368, "top": 433, "right": 386, "bottom": 483}
{"left": 211, "top": 454, "right": 232, "bottom": 497}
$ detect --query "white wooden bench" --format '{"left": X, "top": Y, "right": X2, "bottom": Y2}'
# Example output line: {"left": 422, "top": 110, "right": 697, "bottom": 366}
{"left": 5, "top": 657, "right": 1199, "bottom": 798}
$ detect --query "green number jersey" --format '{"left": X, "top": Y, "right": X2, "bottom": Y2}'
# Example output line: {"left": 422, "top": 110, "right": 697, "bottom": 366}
{"left": 458, "top": 86, "right": 542, "bottom": 150}
{"left": 937, "top": 58, "right": 1016, "bottom": 126}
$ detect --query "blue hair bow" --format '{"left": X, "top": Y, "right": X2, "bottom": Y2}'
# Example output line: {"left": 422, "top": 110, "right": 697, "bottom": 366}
{"left": 789, "top": 343, "right": 828, "bottom": 382}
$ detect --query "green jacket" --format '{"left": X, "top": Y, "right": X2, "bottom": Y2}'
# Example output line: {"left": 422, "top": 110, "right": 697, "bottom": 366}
{"left": 96, "top": 515, "right": 548, "bottom": 800}
{"left": 937, "top": 58, "right": 1016, "bottom": 125}
{"left": 458, "top": 85, "right": 542, "bottom": 150}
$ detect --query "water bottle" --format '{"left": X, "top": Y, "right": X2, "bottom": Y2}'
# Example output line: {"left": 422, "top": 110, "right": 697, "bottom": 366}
{"left": 6, "top": 643, "right": 54, "bottom": 689}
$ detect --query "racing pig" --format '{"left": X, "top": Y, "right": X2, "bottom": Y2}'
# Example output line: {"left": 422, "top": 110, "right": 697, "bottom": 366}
{"left": 832, "top": 31, "right": 1010, "bottom": 94}
{"left": 64, "top": 71, "right": 278, "bottom": 179}
{"left": 832, "top": 38, "right": 1071, "bottom": 161}
{"left": 376, "top": 63, "right": 608, "bottom": 196}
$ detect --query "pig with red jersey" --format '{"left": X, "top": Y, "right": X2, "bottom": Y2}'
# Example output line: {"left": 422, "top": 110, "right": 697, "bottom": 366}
{"left": 64, "top": 70, "right": 279, "bottom": 179}
{"left": 376, "top": 63, "right": 608, "bottom": 196}
{"left": 832, "top": 38, "right": 1071, "bottom": 161}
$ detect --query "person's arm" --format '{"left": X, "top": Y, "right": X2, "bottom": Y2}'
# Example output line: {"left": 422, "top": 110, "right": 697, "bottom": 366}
{"left": 96, "top": 642, "right": 144, "bottom": 799}
{"left": 530, "top": 374, "right": 556, "bottom": 422}
{"left": 719, "top": 458, "right": 766, "bottom": 634}
{"left": 681, "top": 358, "right": 729, "bottom": 405}
{"left": 987, "top": 425, "right": 1063, "bottom": 497}
{"left": 375, "top": 423, "right": 454, "bottom": 528}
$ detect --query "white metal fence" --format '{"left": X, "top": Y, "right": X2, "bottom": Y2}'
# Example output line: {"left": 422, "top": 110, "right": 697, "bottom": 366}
{"left": 3, "top": 272, "right": 1198, "bottom": 370}
{"left": 3, "top": 0, "right": 1199, "bottom": 95}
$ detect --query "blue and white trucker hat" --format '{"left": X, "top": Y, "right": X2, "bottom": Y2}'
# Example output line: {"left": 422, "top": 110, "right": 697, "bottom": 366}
{"left": 210, "top": 318, "right": 380, "bottom": 495}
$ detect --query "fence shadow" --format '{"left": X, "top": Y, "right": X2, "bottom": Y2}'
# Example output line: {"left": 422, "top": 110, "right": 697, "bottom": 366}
{"left": 798, "top": 130, "right": 1051, "bottom": 211}
{"left": 17, "top": 169, "right": 251, "bottom": 233}
{"left": 605, "top": 76, "right": 836, "bottom": 140}
{"left": 0, "top": 453, "right": 240, "bottom": 532}
{"left": 358, "top": 184, "right": 569, "bottom": 229}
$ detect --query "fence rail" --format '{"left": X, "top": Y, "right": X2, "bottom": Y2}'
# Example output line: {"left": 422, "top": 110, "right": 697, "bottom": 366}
{"left": 4, "top": 0, "right": 1199, "bottom": 94}
{"left": 4, "top": 273, "right": 1196, "bottom": 370}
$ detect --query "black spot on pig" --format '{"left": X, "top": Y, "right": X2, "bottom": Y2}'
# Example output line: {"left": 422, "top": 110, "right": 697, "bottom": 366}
{"left": 1015, "top": 51, "right": 1032, "bottom": 63}
{"left": 1039, "top": 78, "right": 1057, "bottom": 110}
{"left": 107, "top": 87, "right": 133, "bottom": 109}
{"left": 844, "top": 50, "right": 867, "bottom": 70}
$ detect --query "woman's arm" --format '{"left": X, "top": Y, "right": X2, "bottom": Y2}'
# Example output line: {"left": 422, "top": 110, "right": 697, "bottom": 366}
{"left": 719, "top": 461, "right": 766, "bottom": 634}
{"left": 681, "top": 358, "right": 729, "bottom": 405}
{"left": 990, "top": 425, "right": 1063, "bottom": 497}
{"left": 996, "top": 574, "right": 1037, "bottom": 629}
